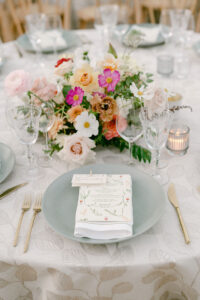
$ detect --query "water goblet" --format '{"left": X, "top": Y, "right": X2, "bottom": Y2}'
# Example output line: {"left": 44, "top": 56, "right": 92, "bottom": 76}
{"left": 25, "top": 13, "right": 47, "bottom": 66}
{"left": 116, "top": 99, "right": 143, "bottom": 164}
{"left": 159, "top": 9, "right": 173, "bottom": 43}
{"left": 140, "top": 108, "right": 172, "bottom": 185}
{"left": 46, "top": 14, "right": 62, "bottom": 56}
{"left": 100, "top": 4, "right": 119, "bottom": 44}
{"left": 39, "top": 102, "right": 55, "bottom": 167}
{"left": 11, "top": 105, "right": 41, "bottom": 177}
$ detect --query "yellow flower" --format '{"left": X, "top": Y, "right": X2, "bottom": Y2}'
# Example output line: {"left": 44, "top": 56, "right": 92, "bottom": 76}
{"left": 70, "top": 64, "right": 100, "bottom": 93}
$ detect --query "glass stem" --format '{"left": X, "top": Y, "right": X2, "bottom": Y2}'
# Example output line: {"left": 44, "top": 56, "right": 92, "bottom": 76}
{"left": 27, "top": 144, "right": 32, "bottom": 168}
{"left": 129, "top": 142, "right": 133, "bottom": 162}
{"left": 45, "top": 132, "right": 49, "bottom": 152}
{"left": 155, "top": 149, "right": 160, "bottom": 176}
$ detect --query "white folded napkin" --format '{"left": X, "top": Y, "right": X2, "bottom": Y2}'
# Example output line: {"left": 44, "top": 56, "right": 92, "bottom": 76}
{"left": 30, "top": 30, "right": 67, "bottom": 51}
{"left": 132, "top": 25, "right": 160, "bottom": 43}
{"left": 74, "top": 174, "right": 133, "bottom": 240}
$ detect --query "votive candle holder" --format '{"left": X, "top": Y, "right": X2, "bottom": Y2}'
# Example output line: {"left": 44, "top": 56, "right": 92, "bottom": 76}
{"left": 166, "top": 124, "right": 190, "bottom": 155}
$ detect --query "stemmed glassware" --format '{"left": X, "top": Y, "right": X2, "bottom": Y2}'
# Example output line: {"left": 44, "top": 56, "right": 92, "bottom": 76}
{"left": 159, "top": 9, "right": 173, "bottom": 43}
{"left": 7, "top": 103, "right": 41, "bottom": 177}
{"left": 38, "top": 102, "right": 55, "bottom": 167}
{"left": 25, "top": 13, "right": 47, "bottom": 66}
{"left": 140, "top": 108, "right": 172, "bottom": 185}
{"left": 99, "top": 4, "right": 119, "bottom": 44}
{"left": 46, "top": 14, "right": 62, "bottom": 56}
{"left": 116, "top": 99, "right": 143, "bottom": 164}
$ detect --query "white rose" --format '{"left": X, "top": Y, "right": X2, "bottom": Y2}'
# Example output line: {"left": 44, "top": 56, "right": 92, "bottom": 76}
{"left": 54, "top": 59, "right": 73, "bottom": 76}
{"left": 57, "top": 134, "right": 96, "bottom": 165}
{"left": 145, "top": 87, "right": 168, "bottom": 115}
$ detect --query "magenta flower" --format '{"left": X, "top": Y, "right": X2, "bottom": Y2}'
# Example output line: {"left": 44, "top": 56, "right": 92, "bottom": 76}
{"left": 98, "top": 69, "right": 120, "bottom": 92}
{"left": 66, "top": 87, "right": 84, "bottom": 107}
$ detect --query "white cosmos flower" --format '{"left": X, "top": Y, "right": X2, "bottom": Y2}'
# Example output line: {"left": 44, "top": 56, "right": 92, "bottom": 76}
{"left": 75, "top": 111, "right": 99, "bottom": 137}
{"left": 130, "top": 82, "right": 154, "bottom": 101}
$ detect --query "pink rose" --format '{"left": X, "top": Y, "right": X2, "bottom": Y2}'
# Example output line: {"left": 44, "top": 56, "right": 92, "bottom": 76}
{"left": 146, "top": 88, "right": 168, "bottom": 115}
{"left": 31, "top": 77, "right": 57, "bottom": 105}
{"left": 57, "top": 134, "right": 96, "bottom": 165}
{"left": 4, "top": 70, "right": 31, "bottom": 96}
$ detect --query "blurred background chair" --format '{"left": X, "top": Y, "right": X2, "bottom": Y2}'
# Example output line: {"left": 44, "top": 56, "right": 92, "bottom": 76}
{"left": 1, "top": 0, "right": 71, "bottom": 41}
{"left": 135, "top": 0, "right": 198, "bottom": 24}
{"left": 77, "top": 0, "right": 134, "bottom": 29}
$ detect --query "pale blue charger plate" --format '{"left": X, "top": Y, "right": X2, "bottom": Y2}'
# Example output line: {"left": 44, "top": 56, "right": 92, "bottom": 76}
{"left": 42, "top": 163, "right": 166, "bottom": 244}
{"left": 17, "top": 30, "right": 81, "bottom": 54}
{"left": 0, "top": 143, "right": 15, "bottom": 183}
{"left": 193, "top": 40, "right": 200, "bottom": 56}
{"left": 122, "top": 23, "right": 165, "bottom": 48}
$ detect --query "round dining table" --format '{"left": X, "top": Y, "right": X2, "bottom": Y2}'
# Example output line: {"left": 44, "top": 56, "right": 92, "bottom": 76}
{"left": 0, "top": 28, "right": 200, "bottom": 300}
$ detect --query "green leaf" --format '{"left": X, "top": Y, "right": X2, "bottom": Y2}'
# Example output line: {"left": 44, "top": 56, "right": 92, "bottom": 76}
{"left": 64, "top": 71, "right": 73, "bottom": 81}
{"left": 62, "top": 85, "right": 72, "bottom": 98}
{"left": 108, "top": 43, "right": 118, "bottom": 59}
{"left": 132, "top": 145, "right": 151, "bottom": 163}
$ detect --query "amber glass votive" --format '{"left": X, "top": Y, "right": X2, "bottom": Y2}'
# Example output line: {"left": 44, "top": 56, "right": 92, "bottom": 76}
{"left": 167, "top": 124, "right": 190, "bottom": 155}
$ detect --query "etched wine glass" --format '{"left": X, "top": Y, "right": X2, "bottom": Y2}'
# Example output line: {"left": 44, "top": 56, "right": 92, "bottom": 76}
{"left": 140, "top": 108, "right": 172, "bottom": 185}
{"left": 10, "top": 104, "right": 41, "bottom": 177}
{"left": 116, "top": 99, "right": 143, "bottom": 164}
{"left": 39, "top": 102, "right": 55, "bottom": 167}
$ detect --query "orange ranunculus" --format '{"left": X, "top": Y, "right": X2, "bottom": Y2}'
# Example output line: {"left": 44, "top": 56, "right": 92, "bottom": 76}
{"left": 103, "top": 115, "right": 127, "bottom": 140}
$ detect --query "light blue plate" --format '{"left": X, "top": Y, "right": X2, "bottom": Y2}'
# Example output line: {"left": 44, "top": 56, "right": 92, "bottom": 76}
{"left": 123, "top": 23, "right": 165, "bottom": 48}
{"left": 42, "top": 163, "right": 166, "bottom": 244}
{"left": 17, "top": 30, "right": 81, "bottom": 54}
{"left": 193, "top": 40, "right": 200, "bottom": 56}
{"left": 0, "top": 143, "right": 15, "bottom": 183}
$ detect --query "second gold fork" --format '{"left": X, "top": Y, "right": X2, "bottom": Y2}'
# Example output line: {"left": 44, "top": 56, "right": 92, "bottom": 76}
{"left": 24, "top": 193, "right": 42, "bottom": 253}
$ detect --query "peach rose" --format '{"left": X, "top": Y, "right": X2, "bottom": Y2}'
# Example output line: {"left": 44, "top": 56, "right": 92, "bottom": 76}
{"left": 4, "top": 70, "right": 32, "bottom": 96}
{"left": 31, "top": 77, "right": 57, "bottom": 105}
{"left": 48, "top": 116, "right": 65, "bottom": 140}
{"left": 70, "top": 64, "right": 100, "bottom": 93}
{"left": 67, "top": 105, "right": 85, "bottom": 123}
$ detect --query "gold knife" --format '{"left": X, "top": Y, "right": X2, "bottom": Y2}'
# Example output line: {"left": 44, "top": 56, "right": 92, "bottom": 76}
{"left": 168, "top": 183, "right": 190, "bottom": 244}
{"left": 0, "top": 183, "right": 28, "bottom": 199}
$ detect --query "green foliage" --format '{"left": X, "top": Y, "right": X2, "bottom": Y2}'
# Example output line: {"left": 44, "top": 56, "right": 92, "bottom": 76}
{"left": 108, "top": 43, "right": 118, "bottom": 58}
{"left": 47, "top": 140, "right": 63, "bottom": 156}
{"left": 82, "top": 96, "right": 90, "bottom": 109}
{"left": 132, "top": 144, "right": 151, "bottom": 163}
{"left": 82, "top": 51, "right": 90, "bottom": 62}
{"left": 64, "top": 71, "right": 73, "bottom": 81}
{"left": 63, "top": 85, "right": 72, "bottom": 98}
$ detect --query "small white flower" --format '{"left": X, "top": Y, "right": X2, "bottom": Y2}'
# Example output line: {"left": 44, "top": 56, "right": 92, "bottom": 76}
{"left": 75, "top": 111, "right": 99, "bottom": 137}
{"left": 130, "top": 82, "right": 154, "bottom": 101}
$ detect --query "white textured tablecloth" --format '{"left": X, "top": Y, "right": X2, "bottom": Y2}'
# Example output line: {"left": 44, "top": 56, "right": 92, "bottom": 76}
{"left": 0, "top": 30, "right": 200, "bottom": 300}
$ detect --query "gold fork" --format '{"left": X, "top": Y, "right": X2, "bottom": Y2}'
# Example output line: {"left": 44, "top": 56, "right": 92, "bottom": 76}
{"left": 24, "top": 194, "right": 42, "bottom": 253}
{"left": 13, "top": 193, "right": 32, "bottom": 247}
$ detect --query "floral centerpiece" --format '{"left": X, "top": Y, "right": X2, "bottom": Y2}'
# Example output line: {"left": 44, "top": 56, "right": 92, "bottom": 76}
{"left": 5, "top": 45, "right": 156, "bottom": 166}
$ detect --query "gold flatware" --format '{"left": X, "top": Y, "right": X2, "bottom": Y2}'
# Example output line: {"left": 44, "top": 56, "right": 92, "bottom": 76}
{"left": 24, "top": 194, "right": 42, "bottom": 253}
{"left": 0, "top": 182, "right": 28, "bottom": 200}
{"left": 13, "top": 193, "right": 32, "bottom": 247}
{"left": 168, "top": 183, "right": 190, "bottom": 244}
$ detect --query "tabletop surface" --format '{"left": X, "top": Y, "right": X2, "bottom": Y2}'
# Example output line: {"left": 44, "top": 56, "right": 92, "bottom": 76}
{"left": 0, "top": 29, "right": 200, "bottom": 300}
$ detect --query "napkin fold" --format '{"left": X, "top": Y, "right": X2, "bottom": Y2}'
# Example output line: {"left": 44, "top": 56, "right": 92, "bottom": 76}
{"left": 132, "top": 25, "right": 160, "bottom": 43}
{"left": 30, "top": 30, "right": 67, "bottom": 51}
{"left": 74, "top": 174, "right": 133, "bottom": 240}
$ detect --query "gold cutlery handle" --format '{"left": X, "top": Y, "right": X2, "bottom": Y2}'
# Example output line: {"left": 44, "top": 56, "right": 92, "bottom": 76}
{"left": 13, "top": 211, "right": 25, "bottom": 247}
{"left": 176, "top": 207, "right": 190, "bottom": 244}
{"left": 24, "top": 211, "right": 37, "bottom": 253}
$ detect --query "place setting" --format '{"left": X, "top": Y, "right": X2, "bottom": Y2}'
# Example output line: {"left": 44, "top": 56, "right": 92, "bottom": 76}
{"left": 0, "top": 2, "right": 200, "bottom": 298}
